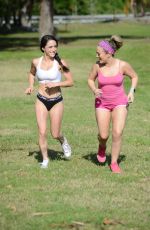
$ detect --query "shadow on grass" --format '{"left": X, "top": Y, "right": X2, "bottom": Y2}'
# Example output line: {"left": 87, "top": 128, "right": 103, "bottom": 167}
{"left": 59, "top": 34, "right": 148, "bottom": 44}
{"left": 83, "top": 152, "right": 126, "bottom": 166}
{"left": 28, "top": 149, "right": 67, "bottom": 163}
{"left": 0, "top": 37, "right": 39, "bottom": 50}
{"left": 0, "top": 34, "right": 148, "bottom": 50}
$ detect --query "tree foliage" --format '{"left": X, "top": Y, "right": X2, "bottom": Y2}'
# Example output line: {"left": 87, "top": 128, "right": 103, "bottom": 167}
{"left": 0, "top": 0, "right": 34, "bottom": 29}
{"left": 0, "top": 0, "right": 149, "bottom": 33}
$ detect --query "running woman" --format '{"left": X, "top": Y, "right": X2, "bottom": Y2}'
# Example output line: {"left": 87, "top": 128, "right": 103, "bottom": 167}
{"left": 88, "top": 35, "right": 138, "bottom": 173}
{"left": 25, "top": 35, "right": 73, "bottom": 168}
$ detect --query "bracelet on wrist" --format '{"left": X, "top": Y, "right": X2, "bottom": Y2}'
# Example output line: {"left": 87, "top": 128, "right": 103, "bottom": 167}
{"left": 129, "top": 87, "right": 136, "bottom": 94}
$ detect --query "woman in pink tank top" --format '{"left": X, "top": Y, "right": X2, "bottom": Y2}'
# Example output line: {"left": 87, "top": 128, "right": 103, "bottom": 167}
{"left": 88, "top": 35, "right": 138, "bottom": 173}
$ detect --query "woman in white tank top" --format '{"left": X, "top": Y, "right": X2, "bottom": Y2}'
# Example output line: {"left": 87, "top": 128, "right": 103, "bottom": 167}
{"left": 25, "top": 35, "right": 73, "bottom": 168}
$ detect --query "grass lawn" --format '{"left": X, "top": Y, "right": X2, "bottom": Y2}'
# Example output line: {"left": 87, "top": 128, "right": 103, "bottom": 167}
{"left": 0, "top": 21, "right": 150, "bottom": 230}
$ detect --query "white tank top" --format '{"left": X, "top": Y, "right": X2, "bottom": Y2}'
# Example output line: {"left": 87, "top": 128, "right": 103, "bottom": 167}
{"left": 36, "top": 57, "right": 62, "bottom": 84}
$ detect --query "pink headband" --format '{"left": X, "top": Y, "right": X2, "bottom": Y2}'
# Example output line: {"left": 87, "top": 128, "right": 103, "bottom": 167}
{"left": 98, "top": 40, "right": 115, "bottom": 54}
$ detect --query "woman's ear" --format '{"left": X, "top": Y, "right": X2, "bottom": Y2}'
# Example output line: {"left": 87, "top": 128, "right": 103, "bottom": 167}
{"left": 108, "top": 53, "right": 112, "bottom": 58}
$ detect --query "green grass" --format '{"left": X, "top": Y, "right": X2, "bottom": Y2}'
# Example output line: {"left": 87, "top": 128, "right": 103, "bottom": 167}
{"left": 0, "top": 21, "right": 150, "bottom": 230}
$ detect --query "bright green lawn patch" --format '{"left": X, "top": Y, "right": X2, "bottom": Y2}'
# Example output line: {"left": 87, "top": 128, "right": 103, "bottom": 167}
{"left": 0, "top": 22, "right": 150, "bottom": 230}
{"left": 57, "top": 21, "right": 150, "bottom": 38}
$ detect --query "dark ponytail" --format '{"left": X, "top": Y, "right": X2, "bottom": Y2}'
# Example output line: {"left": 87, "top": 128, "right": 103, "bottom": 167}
{"left": 55, "top": 53, "right": 70, "bottom": 73}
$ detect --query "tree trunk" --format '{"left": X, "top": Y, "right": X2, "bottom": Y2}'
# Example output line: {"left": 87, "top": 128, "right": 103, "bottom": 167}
{"left": 39, "top": 0, "right": 54, "bottom": 38}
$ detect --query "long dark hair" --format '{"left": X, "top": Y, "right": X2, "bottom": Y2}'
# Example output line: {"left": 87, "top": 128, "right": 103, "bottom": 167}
{"left": 40, "top": 35, "right": 70, "bottom": 73}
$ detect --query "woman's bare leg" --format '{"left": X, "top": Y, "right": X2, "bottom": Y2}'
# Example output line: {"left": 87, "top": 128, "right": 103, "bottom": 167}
{"left": 95, "top": 109, "right": 111, "bottom": 147}
{"left": 49, "top": 101, "right": 71, "bottom": 157}
{"left": 35, "top": 99, "right": 49, "bottom": 161}
{"left": 49, "top": 101, "right": 64, "bottom": 140}
{"left": 111, "top": 106, "right": 128, "bottom": 164}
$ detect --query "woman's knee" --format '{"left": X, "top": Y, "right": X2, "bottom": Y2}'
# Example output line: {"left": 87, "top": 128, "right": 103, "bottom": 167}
{"left": 51, "top": 132, "right": 60, "bottom": 140}
{"left": 39, "top": 130, "right": 47, "bottom": 139}
{"left": 98, "top": 133, "right": 109, "bottom": 142}
{"left": 112, "top": 129, "right": 123, "bottom": 141}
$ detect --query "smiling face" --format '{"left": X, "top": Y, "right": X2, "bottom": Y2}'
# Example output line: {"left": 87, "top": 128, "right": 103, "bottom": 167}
{"left": 96, "top": 46, "right": 107, "bottom": 62}
{"left": 96, "top": 46, "right": 111, "bottom": 64}
{"left": 42, "top": 40, "right": 58, "bottom": 58}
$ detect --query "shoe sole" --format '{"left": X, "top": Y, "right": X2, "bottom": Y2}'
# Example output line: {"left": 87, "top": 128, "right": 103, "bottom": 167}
{"left": 97, "top": 155, "right": 106, "bottom": 163}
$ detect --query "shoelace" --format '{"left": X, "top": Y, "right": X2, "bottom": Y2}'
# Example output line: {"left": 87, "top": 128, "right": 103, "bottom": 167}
{"left": 63, "top": 143, "right": 70, "bottom": 152}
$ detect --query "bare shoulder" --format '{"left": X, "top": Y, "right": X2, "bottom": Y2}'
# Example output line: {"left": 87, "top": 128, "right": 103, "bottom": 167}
{"left": 92, "top": 63, "right": 99, "bottom": 72}
{"left": 118, "top": 59, "right": 136, "bottom": 77}
{"left": 29, "top": 57, "right": 40, "bottom": 75}
{"left": 90, "top": 63, "right": 98, "bottom": 74}
{"left": 119, "top": 59, "right": 130, "bottom": 68}
{"left": 61, "top": 59, "right": 68, "bottom": 67}
{"left": 32, "top": 57, "right": 41, "bottom": 67}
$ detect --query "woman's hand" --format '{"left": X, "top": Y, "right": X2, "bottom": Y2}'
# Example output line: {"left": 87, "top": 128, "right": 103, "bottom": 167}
{"left": 25, "top": 86, "right": 34, "bottom": 95}
{"left": 94, "top": 88, "right": 102, "bottom": 97}
{"left": 127, "top": 92, "right": 134, "bottom": 103}
{"left": 45, "top": 82, "right": 58, "bottom": 89}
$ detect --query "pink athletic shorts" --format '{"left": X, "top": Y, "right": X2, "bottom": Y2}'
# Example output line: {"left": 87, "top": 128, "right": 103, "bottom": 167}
{"left": 95, "top": 96, "right": 128, "bottom": 111}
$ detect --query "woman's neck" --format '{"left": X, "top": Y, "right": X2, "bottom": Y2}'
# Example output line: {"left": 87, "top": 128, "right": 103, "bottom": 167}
{"left": 43, "top": 55, "right": 54, "bottom": 62}
{"left": 105, "top": 57, "right": 116, "bottom": 67}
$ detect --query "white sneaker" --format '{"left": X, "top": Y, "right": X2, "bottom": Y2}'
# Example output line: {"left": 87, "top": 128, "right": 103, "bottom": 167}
{"left": 39, "top": 159, "right": 49, "bottom": 169}
{"left": 61, "top": 137, "right": 72, "bottom": 158}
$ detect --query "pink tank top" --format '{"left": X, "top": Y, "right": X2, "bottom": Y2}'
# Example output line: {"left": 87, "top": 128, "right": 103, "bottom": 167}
{"left": 97, "top": 71, "right": 127, "bottom": 103}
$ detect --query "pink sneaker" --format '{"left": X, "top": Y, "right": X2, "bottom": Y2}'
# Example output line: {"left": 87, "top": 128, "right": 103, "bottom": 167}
{"left": 97, "top": 145, "right": 106, "bottom": 163}
{"left": 110, "top": 162, "right": 122, "bottom": 173}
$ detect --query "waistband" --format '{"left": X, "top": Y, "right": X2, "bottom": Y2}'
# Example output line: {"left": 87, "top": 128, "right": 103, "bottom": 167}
{"left": 37, "top": 92, "right": 63, "bottom": 101}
